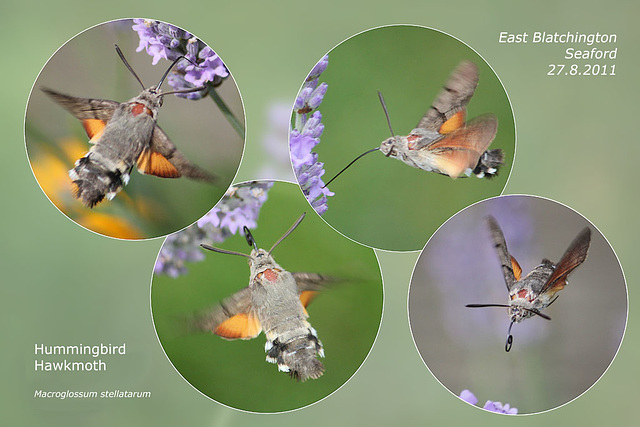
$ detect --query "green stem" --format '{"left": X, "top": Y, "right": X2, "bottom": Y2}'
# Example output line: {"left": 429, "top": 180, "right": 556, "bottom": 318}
{"left": 208, "top": 86, "right": 245, "bottom": 139}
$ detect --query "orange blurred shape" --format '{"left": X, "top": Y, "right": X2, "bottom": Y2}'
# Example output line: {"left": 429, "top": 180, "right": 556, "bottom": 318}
{"left": 77, "top": 211, "right": 143, "bottom": 239}
{"left": 30, "top": 139, "right": 82, "bottom": 209}
{"left": 59, "top": 137, "right": 89, "bottom": 164}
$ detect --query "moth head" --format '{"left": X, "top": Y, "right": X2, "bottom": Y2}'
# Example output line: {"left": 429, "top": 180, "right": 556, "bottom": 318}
{"left": 200, "top": 213, "right": 306, "bottom": 268}
{"left": 134, "top": 88, "right": 164, "bottom": 111}
{"left": 243, "top": 227, "right": 274, "bottom": 268}
{"left": 508, "top": 305, "right": 529, "bottom": 323}
{"left": 379, "top": 137, "right": 399, "bottom": 158}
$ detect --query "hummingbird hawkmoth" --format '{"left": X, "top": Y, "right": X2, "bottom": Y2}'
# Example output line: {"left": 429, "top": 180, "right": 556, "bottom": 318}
{"left": 466, "top": 216, "right": 591, "bottom": 352}
{"left": 323, "top": 60, "right": 504, "bottom": 188}
{"left": 196, "top": 213, "right": 332, "bottom": 381}
{"left": 42, "top": 45, "right": 218, "bottom": 208}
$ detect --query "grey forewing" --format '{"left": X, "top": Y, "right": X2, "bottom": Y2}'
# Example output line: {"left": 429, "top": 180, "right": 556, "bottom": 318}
{"left": 42, "top": 88, "right": 118, "bottom": 121}
{"left": 416, "top": 61, "right": 479, "bottom": 131}
{"left": 487, "top": 216, "right": 517, "bottom": 290}
{"left": 540, "top": 227, "right": 591, "bottom": 294}
{"left": 192, "top": 287, "right": 254, "bottom": 335}
{"left": 292, "top": 272, "right": 335, "bottom": 292}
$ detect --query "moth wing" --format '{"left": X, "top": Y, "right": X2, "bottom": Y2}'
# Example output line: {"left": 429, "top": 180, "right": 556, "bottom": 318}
{"left": 511, "top": 256, "right": 522, "bottom": 281}
{"left": 486, "top": 216, "right": 517, "bottom": 290}
{"left": 292, "top": 272, "right": 336, "bottom": 310}
{"left": 541, "top": 227, "right": 591, "bottom": 294}
{"left": 42, "top": 88, "right": 118, "bottom": 144}
{"left": 292, "top": 272, "right": 335, "bottom": 292}
{"left": 82, "top": 119, "right": 107, "bottom": 143}
{"left": 136, "top": 147, "right": 181, "bottom": 178}
{"left": 426, "top": 115, "right": 497, "bottom": 152}
{"left": 192, "top": 287, "right": 262, "bottom": 340}
{"left": 214, "top": 312, "right": 262, "bottom": 340}
{"left": 418, "top": 115, "right": 498, "bottom": 178}
{"left": 149, "top": 125, "right": 220, "bottom": 184}
{"left": 416, "top": 61, "right": 479, "bottom": 132}
{"left": 42, "top": 88, "right": 118, "bottom": 121}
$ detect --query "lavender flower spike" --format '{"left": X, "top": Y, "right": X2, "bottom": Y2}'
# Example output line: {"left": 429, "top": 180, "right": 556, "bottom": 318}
{"left": 290, "top": 55, "right": 333, "bottom": 215}
{"left": 459, "top": 389, "right": 518, "bottom": 415}
{"left": 131, "top": 19, "right": 229, "bottom": 99}
{"left": 154, "top": 181, "right": 274, "bottom": 277}
{"left": 131, "top": 19, "right": 243, "bottom": 138}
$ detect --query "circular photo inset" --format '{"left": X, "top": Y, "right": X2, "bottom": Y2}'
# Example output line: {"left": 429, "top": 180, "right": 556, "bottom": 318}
{"left": 290, "top": 25, "right": 514, "bottom": 251}
{"left": 152, "top": 180, "right": 383, "bottom": 412}
{"left": 25, "top": 19, "right": 244, "bottom": 239}
{"left": 408, "top": 195, "right": 627, "bottom": 414}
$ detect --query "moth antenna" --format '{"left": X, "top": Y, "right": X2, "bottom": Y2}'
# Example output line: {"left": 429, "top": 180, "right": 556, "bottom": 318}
{"left": 377, "top": 91, "right": 394, "bottom": 136}
{"left": 243, "top": 226, "right": 258, "bottom": 251}
{"left": 545, "top": 295, "right": 560, "bottom": 308}
{"left": 114, "top": 45, "right": 145, "bottom": 90}
{"left": 506, "top": 321, "right": 514, "bottom": 352}
{"left": 528, "top": 309, "right": 552, "bottom": 321}
{"left": 268, "top": 213, "right": 306, "bottom": 256}
{"left": 200, "top": 243, "right": 250, "bottom": 258}
{"left": 322, "top": 147, "right": 380, "bottom": 188}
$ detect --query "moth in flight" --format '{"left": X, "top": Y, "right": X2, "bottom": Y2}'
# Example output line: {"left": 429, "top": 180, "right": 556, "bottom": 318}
{"left": 466, "top": 216, "right": 591, "bottom": 351}
{"left": 196, "top": 213, "right": 333, "bottom": 381}
{"left": 324, "top": 60, "right": 503, "bottom": 187}
{"left": 43, "top": 45, "right": 217, "bottom": 207}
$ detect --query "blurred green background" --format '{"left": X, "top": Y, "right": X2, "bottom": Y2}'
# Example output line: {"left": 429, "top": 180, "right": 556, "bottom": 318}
{"left": 25, "top": 20, "right": 244, "bottom": 239}
{"left": 316, "top": 25, "right": 513, "bottom": 251}
{"left": 152, "top": 181, "right": 382, "bottom": 412}
{"left": 3, "top": 0, "right": 638, "bottom": 425}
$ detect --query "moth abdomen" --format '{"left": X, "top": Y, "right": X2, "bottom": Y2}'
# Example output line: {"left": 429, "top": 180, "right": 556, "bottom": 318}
{"left": 472, "top": 148, "right": 504, "bottom": 178}
{"left": 69, "top": 153, "right": 131, "bottom": 207}
{"left": 265, "top": 330, "right": 325, "bottom": 382}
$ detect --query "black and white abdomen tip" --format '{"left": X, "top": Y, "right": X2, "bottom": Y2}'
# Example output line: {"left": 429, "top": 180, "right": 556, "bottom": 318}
{"left": 473, "top": 149, "right": 504, "bottom": 178}
{"left": 264, "top": 328, "right": 325, "bottom": 381}
{"left": 69, "top": 153, "right": 131, "bottom": 208}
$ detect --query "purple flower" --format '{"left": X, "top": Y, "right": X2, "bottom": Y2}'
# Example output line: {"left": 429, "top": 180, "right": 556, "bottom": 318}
{"left": 155, "top": 182, "right": 273, "bottom": 277}
{"left": 155, "top": 227, "right": 207, "bottom": 278}
{"left": 459, "top": 390, "right": 518, "bottom": 415}
{"left": 184, "top": 46, "right": 229, "bottom": 87}
{"left": 290, "top": 55, "right": 333, "bottom": 215}
{"left": 459, "top": 389, "right": 478, "bottom": 405}
{"left": 131, "top": 19, "right": 229, "bottom": 99}
{"left": 483, "top": 400, "right": 518, "bottom": 415}
{"left": 308, "top": 56, "right": 329, "bottom": 80}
